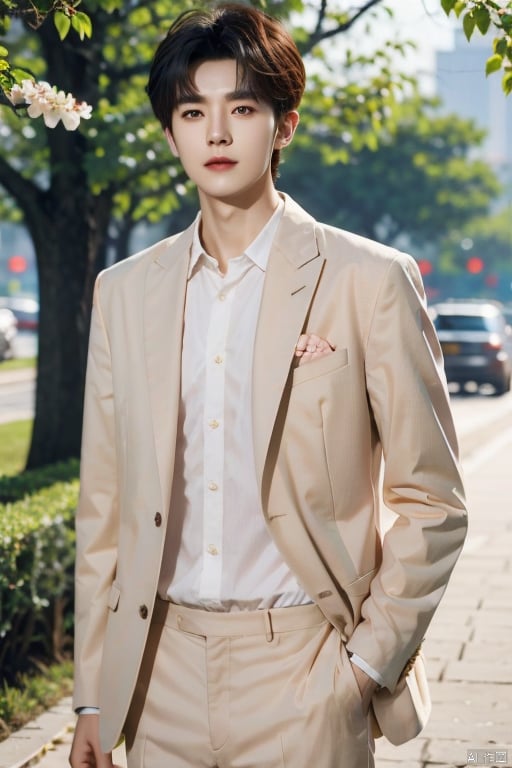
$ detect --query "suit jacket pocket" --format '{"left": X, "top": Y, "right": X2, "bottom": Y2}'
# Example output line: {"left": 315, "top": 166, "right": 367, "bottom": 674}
{"left": 292, "top": 347, "right": 348, "bottom": 387}
{"left": 107, "top": 581, "right": 121, "bottom": 612}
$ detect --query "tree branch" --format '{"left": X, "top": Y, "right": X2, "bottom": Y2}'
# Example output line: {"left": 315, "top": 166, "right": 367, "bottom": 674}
{"left": 301, "top": 0, "right": 385, "bottom": 55}
{"left": 0, "top": 152, "right": 45, "bottom": 222}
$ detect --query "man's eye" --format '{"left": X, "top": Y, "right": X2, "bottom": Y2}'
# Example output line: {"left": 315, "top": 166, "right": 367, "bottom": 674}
{"left": 182, "top": 109, "right": 202, "bottom": 118}
{"left": 233, "top": 106, "right": 253, "bottom": 115}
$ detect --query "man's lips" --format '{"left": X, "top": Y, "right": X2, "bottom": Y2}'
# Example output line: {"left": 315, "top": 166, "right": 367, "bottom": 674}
{"left": 205, "top": 157, "right": 237, "bottom": 168}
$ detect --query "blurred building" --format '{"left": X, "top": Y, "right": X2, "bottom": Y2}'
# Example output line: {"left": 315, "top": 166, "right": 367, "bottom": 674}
{"left": 434, "top": 31, "right": 512, "bottom": 303}
{"left": 436, "top": 29, "right": 512, "bottom": 170}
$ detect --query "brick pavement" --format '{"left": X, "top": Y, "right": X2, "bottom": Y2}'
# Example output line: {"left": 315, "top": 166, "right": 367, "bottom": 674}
{"left": 1, "top": 419, "right": 511, "bottom": 768}
{"left": 376, "top": 425, "right": 512, "bottom": 768}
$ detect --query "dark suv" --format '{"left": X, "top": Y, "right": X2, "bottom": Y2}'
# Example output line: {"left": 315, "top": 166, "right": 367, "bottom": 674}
{"left": 432, "top": 300, "right": 512, "bottom": 395}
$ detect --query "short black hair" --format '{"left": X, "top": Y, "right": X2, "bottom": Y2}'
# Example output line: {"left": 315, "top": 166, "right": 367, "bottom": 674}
{"left": 147, "top": 3, "right": 306, "bottom": 178}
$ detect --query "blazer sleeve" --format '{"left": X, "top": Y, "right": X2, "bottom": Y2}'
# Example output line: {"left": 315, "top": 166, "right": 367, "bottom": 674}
{"left": 346, "top": 253, "right": 468, "bottom": 692}
{"left": 73, "top": 274, "right": 119, "bottom": 709}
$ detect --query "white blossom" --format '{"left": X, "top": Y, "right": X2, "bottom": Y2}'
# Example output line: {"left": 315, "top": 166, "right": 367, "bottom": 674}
{"left": 6, "top": 79, "right": 92, "bottom": 131}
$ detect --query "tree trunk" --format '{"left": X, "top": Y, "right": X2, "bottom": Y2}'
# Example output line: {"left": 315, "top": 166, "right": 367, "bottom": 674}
{"left": 23, "top": 17, "right": 112, "bottom": 467}
{"left": 25, "top": 190, "right": 111, "bottom": 467}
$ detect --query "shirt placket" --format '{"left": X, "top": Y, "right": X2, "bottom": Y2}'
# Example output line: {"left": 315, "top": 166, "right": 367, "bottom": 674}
{"left": 199, "top": 274, "right": 233, "bottom": 603}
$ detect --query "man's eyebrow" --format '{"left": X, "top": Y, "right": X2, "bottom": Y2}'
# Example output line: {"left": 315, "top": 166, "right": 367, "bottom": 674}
{"left": 176, "top": 92, "right": 204, "bottom": 106}
{"left": 176, "top": 89, "right": 260, "bottom": 106}
{"left": 227, "top": 88, "right": 259, "bottom": 101}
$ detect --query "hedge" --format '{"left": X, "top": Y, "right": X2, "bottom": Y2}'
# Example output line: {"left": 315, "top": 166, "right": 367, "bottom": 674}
{"left": 0, "top": 459, "right": 79, "bottom": 504}
{"left": 0, "top": 471, "right": 78, "bottom": 683}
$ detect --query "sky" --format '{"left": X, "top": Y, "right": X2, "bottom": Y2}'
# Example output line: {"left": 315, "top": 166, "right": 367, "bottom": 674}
{"left": 385, "top": 0, "right": 455, "bottom": 83}
{"left": 305, "top": 0, "right": 460, "bottom": 95}
{"left": 367, "top": 0, "right": 457, "bottom": 93}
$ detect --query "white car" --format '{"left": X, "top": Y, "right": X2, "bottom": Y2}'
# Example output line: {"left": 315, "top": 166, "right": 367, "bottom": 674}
{"left": 0, "top": 307, "right": 18, "bottom": 361}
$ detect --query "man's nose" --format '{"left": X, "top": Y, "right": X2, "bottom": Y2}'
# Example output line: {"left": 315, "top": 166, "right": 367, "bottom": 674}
{"left": 207, "top": 116, "right": 232, "bottom": 145}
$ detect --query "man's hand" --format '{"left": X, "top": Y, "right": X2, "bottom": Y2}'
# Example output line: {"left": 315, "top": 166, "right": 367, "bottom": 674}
{"left": 69, "top": 714, "right": 116, "bottom": 768}
{"left": 295, "top": 333, "right": 335, "bottom": 365}
{"left": 350, "top": 662, "right": 379, "bottom": 715}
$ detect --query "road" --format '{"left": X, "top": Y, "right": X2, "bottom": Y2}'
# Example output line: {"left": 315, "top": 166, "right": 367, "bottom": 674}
{"left": 1, "top": 351, "right": 512, "bottom": 431}
{"left": 0, "top": 332, "right": 37, "bottom": 424}
{"left": 0, "top": 370, "right": 35, "bottom": 424}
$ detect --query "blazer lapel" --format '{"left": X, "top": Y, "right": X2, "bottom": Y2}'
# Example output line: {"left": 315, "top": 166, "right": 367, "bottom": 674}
{"left": 253, "top": 196, "right": 325, "bottom": 489}
{"left": 144, "top": 227, "right": 193, "bottom": 516}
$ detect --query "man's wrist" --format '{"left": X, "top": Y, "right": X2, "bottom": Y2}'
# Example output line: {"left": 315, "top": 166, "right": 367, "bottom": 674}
{"left": 76, "top": 706, "right": 100, "bottom": 715}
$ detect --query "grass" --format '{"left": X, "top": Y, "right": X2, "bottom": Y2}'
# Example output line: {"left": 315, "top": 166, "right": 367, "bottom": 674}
{"left": 0, "top": 661, "right": 74, "bottom": 742}
{"left": 0, "top": 356, "right": 36, "bottom": 372}
{"left": 0, "top": 419, "right": 32, "bottom": 476}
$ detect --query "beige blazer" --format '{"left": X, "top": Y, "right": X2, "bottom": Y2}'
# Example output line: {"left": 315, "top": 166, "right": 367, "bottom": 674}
{"left": 73, "top": 194, "right": 467, "bottom": 752}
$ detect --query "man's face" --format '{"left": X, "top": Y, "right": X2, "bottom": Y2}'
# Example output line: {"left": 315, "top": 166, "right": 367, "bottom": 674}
{"left": 166, "top": 59, "right": 296, "bottom": 204}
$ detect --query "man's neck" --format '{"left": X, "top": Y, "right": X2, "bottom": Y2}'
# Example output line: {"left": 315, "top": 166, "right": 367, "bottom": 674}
{"left": 198, "top": 185, "right": 281, "bottom": 274}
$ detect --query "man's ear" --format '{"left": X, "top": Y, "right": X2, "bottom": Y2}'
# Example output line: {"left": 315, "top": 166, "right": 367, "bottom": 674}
{"left": 164, "top": 127, "right": 179, "bottom": 158}
{"left": 274, "top": 110, "right": 300, "bottom": 150}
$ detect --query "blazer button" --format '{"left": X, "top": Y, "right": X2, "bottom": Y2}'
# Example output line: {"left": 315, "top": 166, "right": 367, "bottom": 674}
{"left": 154, "top": 512, "right": 162, "bottom": 527}
{"left": 139, "top": 604, "right": 148, "bottom": 620}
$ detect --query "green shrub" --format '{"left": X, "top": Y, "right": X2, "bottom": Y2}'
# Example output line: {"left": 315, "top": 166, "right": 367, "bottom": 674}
{"left": 0, "top": 660, "right": 74, "bottom": 740}
{"left": 0, "top": 459, "right": 79, "bottom": 503}
{"left": 0, "top": 479, "right": 78, "bottom": 682}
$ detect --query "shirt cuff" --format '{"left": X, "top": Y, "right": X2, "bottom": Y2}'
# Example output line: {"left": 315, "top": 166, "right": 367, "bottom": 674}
{"left": 349, "top": 653, "right": 385, "bottom": 687}
{"left": 76, "top": 706, "right": 100, "bottom": 715}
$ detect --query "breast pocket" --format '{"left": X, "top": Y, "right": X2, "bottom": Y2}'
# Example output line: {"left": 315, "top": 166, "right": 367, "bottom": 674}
{"left": 292, "top": 348, "right": 348, "bottom": 386}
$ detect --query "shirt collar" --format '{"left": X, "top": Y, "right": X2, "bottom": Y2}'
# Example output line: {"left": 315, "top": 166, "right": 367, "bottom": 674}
{"left": 188, "top": 198, "right": 284, "bottom": 278}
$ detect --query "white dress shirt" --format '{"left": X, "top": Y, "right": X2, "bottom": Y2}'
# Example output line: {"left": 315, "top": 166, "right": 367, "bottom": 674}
{"left": 158, "top": 200, "right": 312, "bottom": 611}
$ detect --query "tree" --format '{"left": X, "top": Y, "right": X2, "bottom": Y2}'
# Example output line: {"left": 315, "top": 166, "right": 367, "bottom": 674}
{"left": 440, "top": 0, "right": 512, "bottom": 94}
{"left": 0, "top": 0, "right": 417, "bottom": 468}
{"left": 279, "top": 97, "right": 501, "bottom": 247}
{"left": 0, "top": 1, "right": 92, "bottom": 101}
{"left": 439, "top": 205, "right": 512, "bottom": 297}
{"left": 0, "top": 0, "right": 509, "bottom": 469}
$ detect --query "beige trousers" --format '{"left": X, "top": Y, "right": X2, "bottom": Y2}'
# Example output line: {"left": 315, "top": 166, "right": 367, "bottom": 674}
{"left": 124, "top": 599, "right": 374, "bottom": 768}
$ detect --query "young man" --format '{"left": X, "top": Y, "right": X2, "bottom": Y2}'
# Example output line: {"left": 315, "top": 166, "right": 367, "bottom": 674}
{"left": 70, "top": 5, "right": 467, "bottom": 767}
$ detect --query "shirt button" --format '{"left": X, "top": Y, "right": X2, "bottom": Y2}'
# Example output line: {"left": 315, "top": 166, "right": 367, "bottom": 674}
{"left": 214, "top": 355, "right": 223, "bottom": 364}
{"left": 207, "top": 545, "right": 219, "bottom": 556}
{"left": 139, "top": 604, "right": 149, "bottom": 620}
{"left": 208, "top": 419, "right": 220, "bottom": 429}
{"left": 208, "top": 482, "right": 218, "bottom": 491}
{"left": 154, "top": 512, "right": 162, "bottom": 527}
{"left": 218, "top": 293, "right": 226, "bottom": 302}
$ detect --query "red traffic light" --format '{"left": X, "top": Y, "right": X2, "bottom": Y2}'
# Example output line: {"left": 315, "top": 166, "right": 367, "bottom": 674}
{"left": 417, "top": 259, "right": 433, "bottom": 276}
{"left": 8, "top": 255, "right": 28, "bottom": 273}
{"left": 466, "top": 256, "right": 484, "bottom": 274}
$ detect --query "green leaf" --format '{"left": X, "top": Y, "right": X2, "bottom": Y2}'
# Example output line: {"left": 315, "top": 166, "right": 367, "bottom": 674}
{"left": 494, "top": 38, "right": 507, "bottom": 57}
{"left": 0, "top": 46, "right": 8, "bottom": 57}
{"left": 463, "top": 12, "right": 476, "bottom": 41}
{"left": 503, "top": 71, "right": 512, "bottom": 96}
{"left": 54, "top": 11, "right": 71, "bottom": 41}
{"left": 485, "top": 54, "right": 503, "bottom": 76}
{"left": 454, "top": 1, "right": 466, "bottom": 19}
{"left": 441, "top": 0, "right": 458, "bottom": 15}
{"left": 474, "top": 7, "right": 491, "bottom": 35}
{"left": 71, "top": 11, "right": 92, "bottom": 41}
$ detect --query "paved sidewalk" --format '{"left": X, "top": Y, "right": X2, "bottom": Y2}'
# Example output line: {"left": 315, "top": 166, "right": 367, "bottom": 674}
{"left": 1, "top": 421, "right": 511, "bottom": 768}
{"left": 0, "top": 368, "right": 35, "bottom": 386}
{"left": 376, "top": 428, "right": 512, "bottom": 767}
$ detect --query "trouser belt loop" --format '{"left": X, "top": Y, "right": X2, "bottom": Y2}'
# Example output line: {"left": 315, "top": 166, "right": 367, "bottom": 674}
{"left": 264, "top": 609, "right": 274, "bottom": 642}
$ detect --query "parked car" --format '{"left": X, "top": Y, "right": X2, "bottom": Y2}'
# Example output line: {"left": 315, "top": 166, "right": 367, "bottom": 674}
{"left": 0, "top": 296, "right": 39, "bottom": 331}
{"left": 431, "top": 300, "right": 512, "bottom": 395}
{"left": 0, "top": 307, "right": 18, "bottom": 360}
